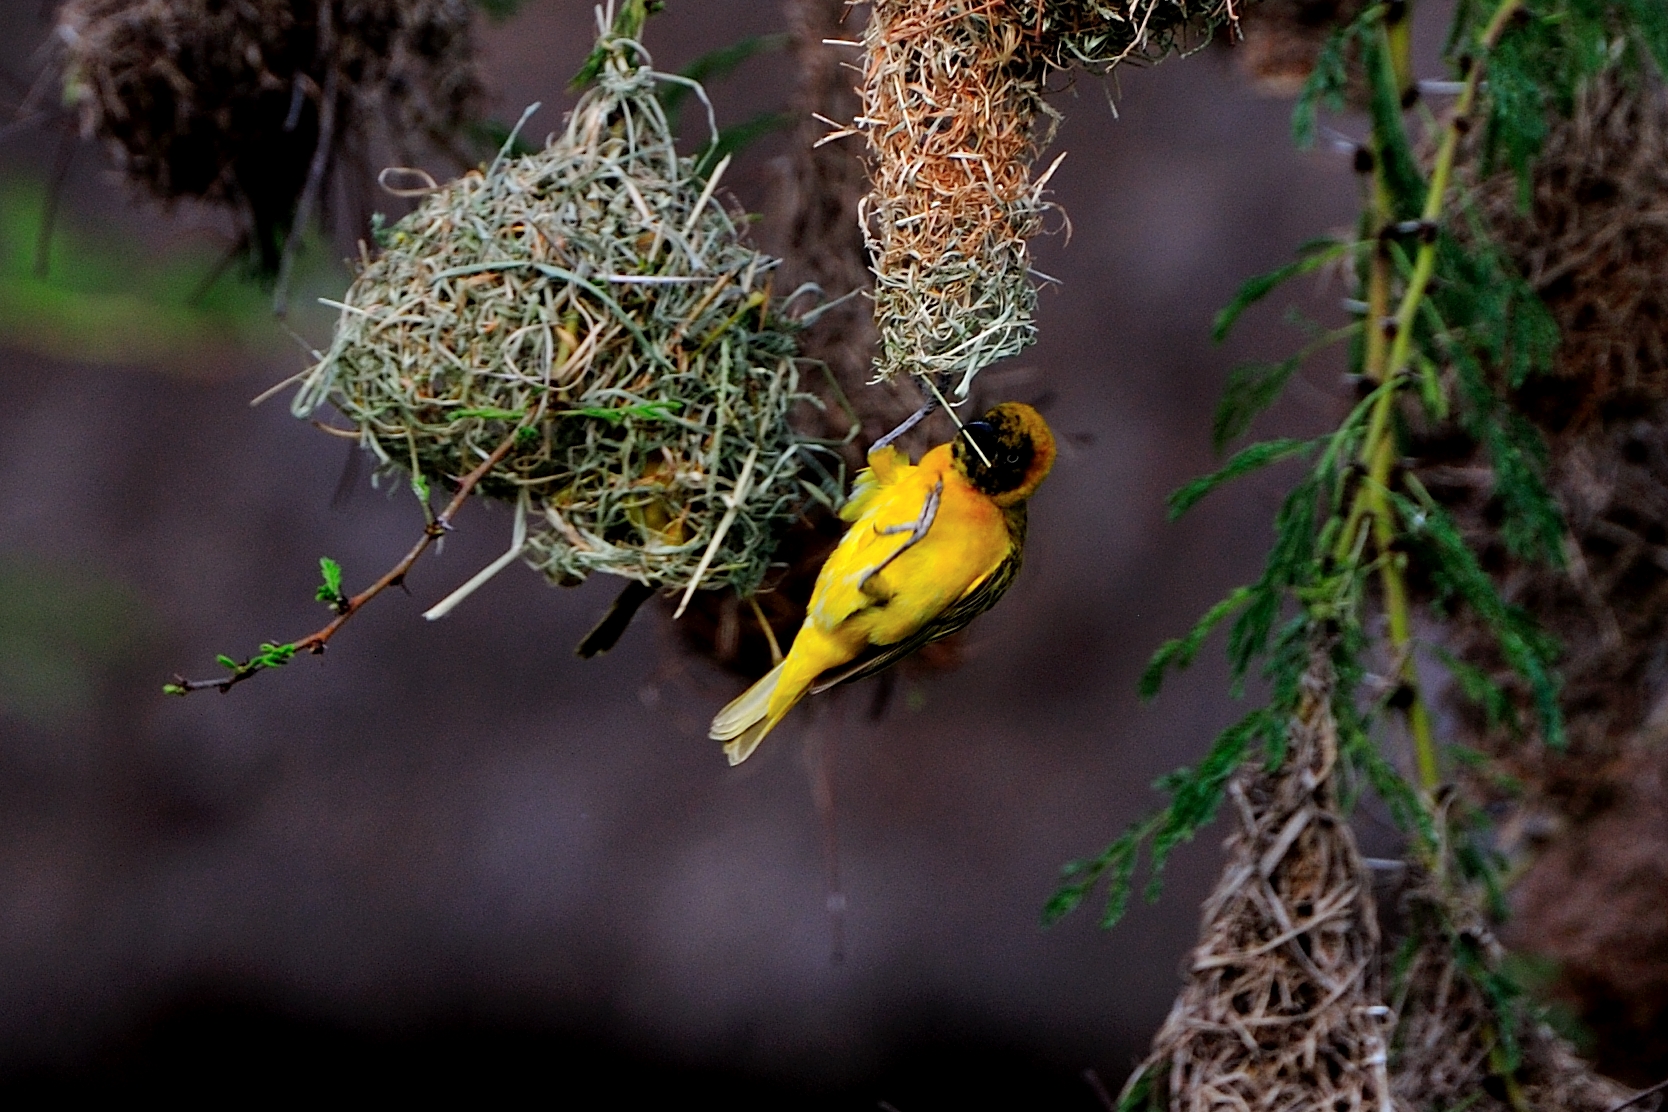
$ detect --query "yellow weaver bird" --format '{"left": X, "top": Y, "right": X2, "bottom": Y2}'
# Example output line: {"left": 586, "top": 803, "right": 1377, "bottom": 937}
{"left": 709, "top": 402, "right": 1056, "bottom": 764}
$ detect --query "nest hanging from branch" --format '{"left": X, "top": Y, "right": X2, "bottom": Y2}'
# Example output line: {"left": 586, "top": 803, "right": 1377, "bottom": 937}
{"left": 293, "top": 38, "right": 833, "bottom": 599}
{"left": 857, "top": 0, "right": 1056, "bottom": 397}
{"left": 56, "top": 0, "right": 480, "bottom": 274}
{"left": 855, "top": 0, "right": 1235, "bottom": 398}
{"left": 1120, "top": 642, "right": 1395, "bottom": 1112}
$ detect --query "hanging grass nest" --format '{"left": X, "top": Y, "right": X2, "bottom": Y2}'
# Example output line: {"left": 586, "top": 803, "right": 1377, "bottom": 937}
{"left": 292, "top": 37, "right": 833, "bottom": 600}
{"left": 56, "top": 0, "right": 480, "bottom": 272}
{"left": 1119, "top": 643, "right": 1396, "bottom": 1112}
{"left": 856, "top": 0, "right": 1235, "bottom": 398}
{"left": 857, "top": 0, "right": 1056, "bottom": 396}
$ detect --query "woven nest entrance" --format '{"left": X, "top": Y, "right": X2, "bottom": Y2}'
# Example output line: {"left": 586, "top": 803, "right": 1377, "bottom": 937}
{"left": 293, "top": 35, "right": 835, "bottom": 605}
{"left": 56, "top": 0, "right": 480, "bottom": 274}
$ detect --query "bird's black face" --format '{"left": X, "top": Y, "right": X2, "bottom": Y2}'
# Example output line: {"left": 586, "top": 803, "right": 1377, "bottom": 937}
{"left": 954, "top": 414, "right": 1035, "bottom": 498}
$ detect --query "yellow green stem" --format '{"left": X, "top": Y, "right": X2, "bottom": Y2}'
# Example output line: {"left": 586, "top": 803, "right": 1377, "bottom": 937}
{"left": 1336, "top": 0, "right": 1523, "bottom": 793}
{"left": 1387, "top": 0, "right": 1415, "bottom": 98}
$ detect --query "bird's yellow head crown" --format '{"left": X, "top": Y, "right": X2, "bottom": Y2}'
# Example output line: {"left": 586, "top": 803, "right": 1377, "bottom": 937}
{"left": 952, "top": 402, "right": 1056, "bottom": 506}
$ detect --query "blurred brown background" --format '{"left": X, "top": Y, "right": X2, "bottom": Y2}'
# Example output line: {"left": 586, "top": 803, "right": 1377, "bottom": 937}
{"left": 0, "top": 0, "right": 1366, "bottom": 1103}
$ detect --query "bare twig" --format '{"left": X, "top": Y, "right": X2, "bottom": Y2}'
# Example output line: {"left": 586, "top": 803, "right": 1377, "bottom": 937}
{"left": 165, "top": 427, "right": 524, "bottom": 695}
{"left": 33, "top": 126, "right": 76, "bottom": 280}
{"left": 1082, "top": 1068, "right": 1117, "bottom": 1112}
{"left": 273, "top": 2, "right": 339, "bottom": 317}
{"left": 1607, "top": 1078, "right": 1668, "bottom": 1112}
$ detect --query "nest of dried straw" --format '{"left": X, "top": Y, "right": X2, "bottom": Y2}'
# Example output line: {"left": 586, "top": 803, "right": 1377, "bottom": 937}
{"left": 57, "top": 0, "right": 479, "bottom": 271}
{"left": 858, "top": 0, "right": 1054, "bottom": 397}
{"left": 1388, "top": 871, "right": 1636, "bottom": 1112}
{"left": 857, "top": 0, "right": 1235, "bottom": 398}
{"left": 1015, "top": 0, "right": 1234, "bottom": 72}
{"left": 293, "top": 43, "right": 831, "bottom": 597}
{"left": 1121, "top": 643, "right": 1394, "bottom": 1112}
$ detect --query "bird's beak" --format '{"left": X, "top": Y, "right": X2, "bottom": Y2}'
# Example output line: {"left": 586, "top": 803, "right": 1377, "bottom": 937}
{"left": 960, "top": 421, "right": 997, "bottom": 467}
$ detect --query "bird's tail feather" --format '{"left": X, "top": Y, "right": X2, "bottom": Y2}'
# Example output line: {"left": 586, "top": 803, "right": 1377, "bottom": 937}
{"left": 722, "top": 715, "right": 781, "bottom": 766}
{"left": 709, "top": 661, "right": 793, "bottom": 764}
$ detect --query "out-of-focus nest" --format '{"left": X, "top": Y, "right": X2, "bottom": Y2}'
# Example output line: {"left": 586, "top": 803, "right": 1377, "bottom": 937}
{"left": 1412, "top": 70, "right": 1668, "bottom": 1088}
{"left": 856, "top": 0, "right": 1235, "bottom": 397}
{"left": 1226, "top": 0, "right": 1368, "bottom": 97}
{"left": 1015, "top": 0, "right": 1232, "bottom": 72}
{"left": 1481, "top": 72, "right": 1668, "bottom": 429}
{"left": 56, "top": 0, "right": 480, "bottom": 270}
{"left": 294, "top": 44, "right": 834, "bottom": 596}
{"left": 1417, "top": 72, "right": 1668, "bottom": 799}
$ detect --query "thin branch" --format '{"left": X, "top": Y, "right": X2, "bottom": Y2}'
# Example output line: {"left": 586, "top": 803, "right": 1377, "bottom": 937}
{"left": 1082, "top": 1069, "right": 1117, "bottom": 1112}
{"left": 1607, "top": 1077, "right": 1668, "bottom": 1112}
{"left": 273, "top": 1, "right": 340, "bottom": 317}
{"left": 165, "top": 427, "right": 525, "bottom": 695}
{"left": 33, "top": 126, "right": 76, "bottom": 280}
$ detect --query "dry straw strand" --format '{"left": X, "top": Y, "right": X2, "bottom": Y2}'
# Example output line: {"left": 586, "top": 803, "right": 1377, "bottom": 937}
{"left": 293, "top": 28, "right": 832, "bottom": 598}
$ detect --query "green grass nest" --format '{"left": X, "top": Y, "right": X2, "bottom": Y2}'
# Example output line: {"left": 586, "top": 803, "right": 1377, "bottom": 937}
{"left": 293, "top": 42, "right": 838, "bottom": 596}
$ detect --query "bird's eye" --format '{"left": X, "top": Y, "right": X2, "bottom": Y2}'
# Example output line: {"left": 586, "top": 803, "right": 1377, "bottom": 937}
{"left": 1006, "top": 452, "right": 1021, "bottom": 465}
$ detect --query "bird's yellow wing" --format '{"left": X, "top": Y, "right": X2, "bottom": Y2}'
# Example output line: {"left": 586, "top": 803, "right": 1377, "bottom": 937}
{"left": 808, "top": 554, "right": 1017, "bottom": 695}
{"left": 812, "top": 468, "right": 945, "bottom": 632}
{"left": 838, "top": 444, "right": 909, "bottom": 524}
{"left": 811, "top": 444, "right": 1013, "bottom": 642}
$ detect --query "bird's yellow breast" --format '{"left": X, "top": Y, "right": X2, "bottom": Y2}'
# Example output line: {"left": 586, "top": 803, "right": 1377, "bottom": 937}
{"left": 809, "top": 444, "right": 1011, "bottom": 648}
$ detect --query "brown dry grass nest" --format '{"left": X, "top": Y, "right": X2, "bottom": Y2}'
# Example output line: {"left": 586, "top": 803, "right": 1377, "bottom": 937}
{"left": 1117, "top": 640, "right": 1635, "bottom": 1110}
{"left": 292, "top": 38, "right": 839, "bottom": 602}
{"left": 1121, "top": 643, "right": 1396, "bottom": 1112}
{"left": 856, "top": 0, "right": 1234, "bottom": 397}
{"left": 57, "top": 0, "right": 480, "bottom": 272}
